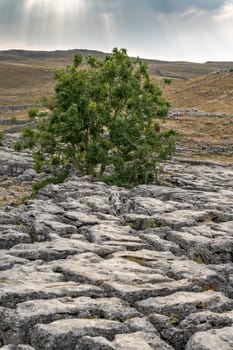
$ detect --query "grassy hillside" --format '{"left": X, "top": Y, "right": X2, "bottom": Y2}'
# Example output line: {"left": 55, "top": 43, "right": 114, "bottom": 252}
{"left": 0, "top": 49, "right": 105, "bottom": 105}
{"left": 1, "top": 49, "right": 233, "bottom": 106}
{"left": 148, "top": 61, "right": 233, "bottom": 79}
{"left": 164, "top": 70, "right": 233, "bottom": 113}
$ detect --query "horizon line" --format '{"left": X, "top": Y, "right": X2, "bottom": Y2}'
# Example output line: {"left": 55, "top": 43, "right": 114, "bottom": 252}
{"left": 0, "top": 47, "right": 233, "bottom": 64}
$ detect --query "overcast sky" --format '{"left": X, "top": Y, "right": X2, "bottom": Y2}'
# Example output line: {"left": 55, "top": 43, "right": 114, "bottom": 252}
{"left": 0, "top": 0, "right": 233, "bottom": 62}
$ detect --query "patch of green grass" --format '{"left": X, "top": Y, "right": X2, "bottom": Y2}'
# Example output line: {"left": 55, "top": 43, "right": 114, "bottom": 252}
{"left": 146, "top": 219, "right": 156, "bottom": 228}
{"left": 0, "top": 131, "right": 5, "bottom": 145}
{"left": 163, "top": 78, "right": 173, "bottom": 85}
{"left": 170, "top": 314, "right": 180, "bottom": 326}
{"left": 124, "top": 256, "right": 146, "bottom": 267}
{"left": 10, "top": 116, "right": 18, "bottom": 124}
{"left": 32, "top": 171, "right": 68, "bottom": 197}
{"left": 193, "top": 255, "right": 204, "bottom": 264}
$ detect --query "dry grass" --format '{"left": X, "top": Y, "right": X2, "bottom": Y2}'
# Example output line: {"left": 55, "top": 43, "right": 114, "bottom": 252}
{"left": 1, "top": 50, "right": 233, "bottom": 106}
{"left": 0, "top": 110, "right": 29, "bottom": 120}
{"left": 0, "top": 179, "right": 32, "bottom": 208}
{"left": 0, "top": 62, "right": 54, "bottom": 105}
{"left": 164, "top": 114, "right": 233, "bottom": 162}
{"left": 164, "top": 71, "right": 233, "bottom": 114}
{"left": 0, "top": 124, "right": 12, "bottom": 131}
{"left": 148, "top": 61, "right": 233, "bottom": 79}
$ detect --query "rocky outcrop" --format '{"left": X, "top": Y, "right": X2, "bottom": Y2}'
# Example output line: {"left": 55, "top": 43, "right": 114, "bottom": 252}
{"left": 168, "top": 108, "right": 233, "bottom": 119}
{"left": 0, "top": 105, "right": 37, "bottom": 111}
{"left": 0, "top": 149, "right": 32, "bottom": 176}
{"left": 0, "top": 159, "right": 233, "bottom": 349}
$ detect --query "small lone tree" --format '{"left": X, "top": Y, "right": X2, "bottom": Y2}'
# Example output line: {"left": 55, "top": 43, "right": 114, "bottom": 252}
{"left": 19, "top": 48, "right": 177, "bottom": 186}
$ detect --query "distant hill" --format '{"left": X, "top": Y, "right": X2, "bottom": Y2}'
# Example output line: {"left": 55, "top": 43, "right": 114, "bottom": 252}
{"left": 164, "top": 69, "right": 233, "bottom": 114}
{"left": 1, "top": 48, "right": 233, "bottom": 77}
{"left": 0, "top": 49, "right": 106, "bottom": 65}
{"left": 1, "top": 48, "right": 233, "bottom": 106}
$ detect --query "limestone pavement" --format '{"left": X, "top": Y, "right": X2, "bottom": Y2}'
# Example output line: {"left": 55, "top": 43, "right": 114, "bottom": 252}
{"left": 0, "top": 157, "right": 233, "bottom": 349}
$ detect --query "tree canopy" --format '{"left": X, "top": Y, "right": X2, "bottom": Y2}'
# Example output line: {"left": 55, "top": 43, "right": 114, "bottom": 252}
{"left": 17, "top": 48, "right": 177, "bottom": 187}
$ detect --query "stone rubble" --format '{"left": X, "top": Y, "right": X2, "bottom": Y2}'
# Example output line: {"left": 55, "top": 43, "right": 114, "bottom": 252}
{"left": 0, "top": 159, "right": 233, "bottom": 349}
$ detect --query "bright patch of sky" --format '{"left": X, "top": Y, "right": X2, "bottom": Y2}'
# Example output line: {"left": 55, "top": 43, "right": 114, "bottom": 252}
{"left": 0, "top": 0, "right": 233, "bottom": 62}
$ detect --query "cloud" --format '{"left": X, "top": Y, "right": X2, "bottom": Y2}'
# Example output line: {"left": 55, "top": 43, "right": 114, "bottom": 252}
{"left": 0, "top": 0, "right": 233, "bottom": 61}
{"left": 145, "top": 0, "right": 225, "bottom": 13}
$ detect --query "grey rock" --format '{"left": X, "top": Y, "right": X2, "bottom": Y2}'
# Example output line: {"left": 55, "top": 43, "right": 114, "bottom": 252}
{"left": 80, "top": 223, "right": 148, "bottom": 250}
{"left": 0, "top": 230, "right": 31, "bottom": 249}
{"left": 62, "top": 211, "right": 100, "bottom": 227}
{"left": 0, "top": 212, "right": 16, "bottom": 225}
{"left": 75, "top": 332, "right": 176, "bottom": 350}
{"left": 0, "top": 150, "right": 32, "bottom": 176}
{"left": 1, "top": 297, "right": 138, "bottom": 343}
{"left": 124, "top": 317, "right": 157, "bottom": 333}
{"left": 8, "top": 237, "right": 86, "bottom": 261}
{"left": 104, "top": 279, "right": 192, "bottom": 303}
{"left": 136, "top": 291, "right": 233, "bottom": 319}
{"left": 180, "top": 311, "right": 233, "bottom": 344}
{"left": 0, "top": 346, "right": 35, "bottom": 350}
{"left": 75, "top": 336, "right": 115, "bottom": 350}
{"left": 31, "top": 318, "right": 128, "bottom": 350}
{"left": 186, "top": 326, "right": 233, "bottom": 350}
{"left": 0, "top": 157, "right": 232, "bottom": 350}
{"left": 54, "top": 252, "right": 172, "bottom": 286}
{"left": 0, "top": 282, "right": 103, "bottom": 308}
{"left": 113, "top": 331, "right": 175, "bottom": 350}
{"left": 170, "top": 260, "right": 227, "bottom": 293}
{"left": 0, "top": 252, "right": 27, "bottom": 271}
{"left": 18, "top": 169, "right": 37, "bottom": 181}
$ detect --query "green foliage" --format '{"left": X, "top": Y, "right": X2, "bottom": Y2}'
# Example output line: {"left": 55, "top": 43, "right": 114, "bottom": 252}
{"left": 31, "top": 171, "right": 68, "bottom": 197}
{"left": 20, "top": 48, "right": 177, "bottom": 187}
{"left": 10, "top": 116, "right": 18, "bottom": 124}
{"left": 14, "top": 140, "right": 23, "bottom": 152}
{"left": 193, "top": 255, "right": 204, "bottom": 264}
{"left": 124, "top": 256, "right": 146, "bottom": 266}
{"left": 170, "top": 314, "right": 180, "bottom": 326}
{"left": 146, "top": 219, "right": 156, "bottom": 228}
{"left": 0, "top": 131, "right": 5, "bottom": 145}
{"left": 163, "top": 78, "right": 173, "bottom": 85}
{"left": 28, "top": 107, "right": 38, "bottom": 120}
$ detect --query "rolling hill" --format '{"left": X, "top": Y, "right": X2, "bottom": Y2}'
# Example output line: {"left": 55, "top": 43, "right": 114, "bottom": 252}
{"left": 1, "top": 49, "right": 233, "bottom": 106}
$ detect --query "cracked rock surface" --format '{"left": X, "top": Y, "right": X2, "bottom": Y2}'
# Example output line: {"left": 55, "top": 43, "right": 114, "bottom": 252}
{"left": 0, "top": 160, "right": 233, "bottom": 350}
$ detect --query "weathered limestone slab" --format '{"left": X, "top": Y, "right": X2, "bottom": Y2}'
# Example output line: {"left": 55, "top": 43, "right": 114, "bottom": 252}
{"left": 131, "top": 197, "right": 175, "bottom": 215}
{"left": 8, "top": 238, "right": 86, "bottom": 261}
{"left": 0, "top": 150, "right": 32, "bottom": 176}
{"left": 104, "top": 279, "right": 192, "bottom": 303}
{"left": 0, "top": 230, "right": 31, "bottom": 250}
{"left": 62, "top": 211, "right": 100, "bottom": 227}
{"left": 31, "top": 220, "right": 78, "bottom": 239}
{"left": 136, "top": 291, "right": 233, "bottom": 319}
{"left": 0, "top": 212, "right": 17, "bottom": 225}
{"left": 0, "top": 297, "right": 138, "bottom": 343}
{"left": 186, "top": 326, "right": 233, "bottom": 350}
{"left": 0, "top": 252, "right": 27, "bottom": 271}
{"left": 170, "top": 260, "right": 227, "bottom": 292}
{"left": 31, "top": 319, "right": 128, "bottom": 350}
{"left": 140, "top": 233, "right": 182, "bottom": 255}
{"left": 167, "top": 229, "right": 233, "bottom": 263}
{"left": 180, "top": 310, "right": 233, "bottom": 344}
{"left": 0, "top": 263, "right": 63, "bottom": 285}
{"left": 0, "top": 158, "right": 232, "bottom": 349}
{"left": 0, "top": 282, "right": 103, "bottom": 308}
{"left": 0, "top": 346, "right": 35, "bottom": 350}
{"left": 76, "top": 332, "right": 175, "bottom": 350}
{"left": 78, "top": 223, "right": 150, "bottom": 250}
{"left": 54, "top": 253, "right": 172, "bottom": 286}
